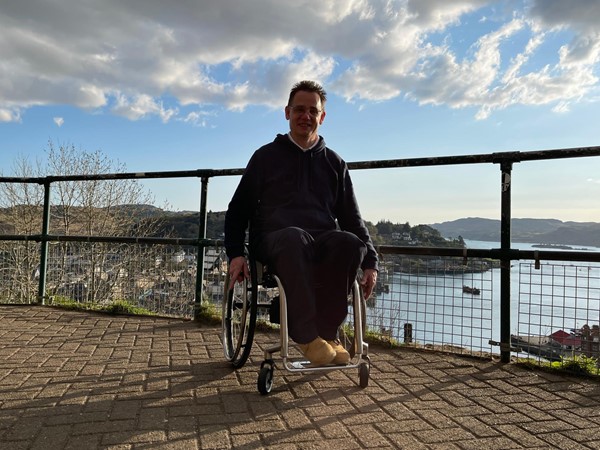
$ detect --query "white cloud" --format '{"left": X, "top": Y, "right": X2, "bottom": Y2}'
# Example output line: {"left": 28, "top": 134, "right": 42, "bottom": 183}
{"left": 112, "top": 94, "right": 177, "bottom": 123}
{"left": 0, "top": 108, "right": 21, "bottom": 123}
{"left": 53, "top": 117, "right": 64, "bottom": 127}
{"left": 0, "top": 0, "right": 599, "bottom": 123}
{"left": 180, "top": 110, "right": 215, "bottom": 128}
{"left": 552, "top": 101, "right": 570, "bottom": 113}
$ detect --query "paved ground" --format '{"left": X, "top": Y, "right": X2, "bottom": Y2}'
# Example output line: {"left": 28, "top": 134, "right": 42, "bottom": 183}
{"left": 0, "top": 306, "right": 599, "bottom": 450}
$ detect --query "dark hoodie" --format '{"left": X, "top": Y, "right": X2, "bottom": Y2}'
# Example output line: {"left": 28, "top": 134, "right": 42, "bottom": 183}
{"left": 224, "top": 134, "right": 378, "bottom": 271}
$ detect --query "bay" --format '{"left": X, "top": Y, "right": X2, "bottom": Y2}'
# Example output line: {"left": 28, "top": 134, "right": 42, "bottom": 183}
{"left": 367, "top": 240, "right": 600, "bottom": 354}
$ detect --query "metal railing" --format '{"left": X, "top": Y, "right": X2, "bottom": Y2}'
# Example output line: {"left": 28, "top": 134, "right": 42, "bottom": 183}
{"left": 1, "top": 145, "right": 600, "bottom": 365}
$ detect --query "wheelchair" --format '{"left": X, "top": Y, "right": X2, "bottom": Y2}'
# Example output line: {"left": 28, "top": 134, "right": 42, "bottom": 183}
{"left": 222, "top": 251, "right": 370, "bottom": 395}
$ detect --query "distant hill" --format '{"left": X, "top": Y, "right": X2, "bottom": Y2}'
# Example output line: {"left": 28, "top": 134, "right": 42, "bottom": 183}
{"left": 0, "top": 204, "right": 227, "bottom": 240}
{"left": 5, "top": 204, "right": 598, "bottom": 248}
{"left": 430, "top": 217, "right": 600, "bottom": 247}
{"left": 151, "top": 210, "right": 226, "bottom": 240}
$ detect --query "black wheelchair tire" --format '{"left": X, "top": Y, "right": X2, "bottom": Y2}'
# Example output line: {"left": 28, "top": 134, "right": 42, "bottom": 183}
{"left": 222, "top": 271, "right": 257, "bottom": 369}
{"left": 359, "top": 357, "right": 370, "bottom": 388}
{"left": 257, "top": 361, "right": 274, "bottom": 395}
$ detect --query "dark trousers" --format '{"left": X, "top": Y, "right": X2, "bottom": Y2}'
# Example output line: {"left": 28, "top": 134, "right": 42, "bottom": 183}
{"left": 254, "top": 227, "right": 367, "bottom": 344}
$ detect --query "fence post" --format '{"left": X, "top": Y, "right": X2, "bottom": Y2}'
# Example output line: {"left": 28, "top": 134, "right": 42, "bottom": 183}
{"left": 194, "top": 176, "right": 209, "bottom": 320}
{"left": 37, "top": 180, "right": 51, "bottom": 304}
{"left": 499, "top": 160, "right": 513, "bottom": 363}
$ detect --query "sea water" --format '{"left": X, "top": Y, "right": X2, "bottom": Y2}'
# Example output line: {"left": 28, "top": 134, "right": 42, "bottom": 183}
{"left": 366, "top": 240, "right": 600, "bottom": 353}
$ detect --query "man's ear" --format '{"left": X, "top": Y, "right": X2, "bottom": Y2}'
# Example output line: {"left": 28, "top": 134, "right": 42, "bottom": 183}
{"left": 285, "top": 106, "right": 291, "bottom": 120}
{"left": 319, "top": 110, "right": 326, "bottom": 125}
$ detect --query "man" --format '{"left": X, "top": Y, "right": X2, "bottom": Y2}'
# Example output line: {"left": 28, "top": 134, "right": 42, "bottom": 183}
{"left": 224, "top": 80, "right": 378, "bottom": 366}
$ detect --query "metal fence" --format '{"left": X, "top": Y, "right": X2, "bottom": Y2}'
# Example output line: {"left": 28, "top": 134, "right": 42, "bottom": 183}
{"left": 367, "top": 253, "right": 495, "bottom": 355}
{"left": 514, "top": 261, "right": 600, "bottom": 364}
{"left": 1, "top": 146, "right": 600, "bottom": 370}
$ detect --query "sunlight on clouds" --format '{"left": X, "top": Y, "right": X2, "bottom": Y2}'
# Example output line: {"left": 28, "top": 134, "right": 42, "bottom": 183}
{"left": 282, "top": 53, "right": 336, "bottom": 91}
{"left": 0, "top": 108, "right": 21, "bottom": 123}
{"left": 559, "top": 34, "right": 600, "bottom": 67}
{"left": 502, "top": 30, "right": 545, "bottom": 83}
{"left": 112, "top": 94, "right": 178, "bottom": 122}
{"left": 180, "top": 111, "right": 214, "bottom": 128}
{"left": 0, "top": 0, "right": 599, "bottom": 122}
{"left": 224, "top": 51, "right": 336, "bottom": 111}
{"left": 76, "top": 85, "right": 107, "bottom": 109}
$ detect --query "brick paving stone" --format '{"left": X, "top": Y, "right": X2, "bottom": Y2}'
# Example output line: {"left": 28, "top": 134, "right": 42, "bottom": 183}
{"left": 30, "top": 424, "right": 71, "bottom": 450}
{"left": 449, "top": 416, "right": 501, "bottom": 438}
{"left": 64, "top": 433, "right": 103, "bottom": 450}
{"left": 538, "top": 431, "right": 592, "bottom": 450}
{"left": 199, "top": 425, "right": 231, "bottom": 449}
{"left": 317, "top": 419, "right": 353, "bottom": 439}
{"left": 229, "top": 432, "right": 262, "bottom": 448}
{"left": 1, "top": 305, "right": 599, "bottom": 449}
{"left": 350, "top": 423, "right": 393, "bottom": 448}
{"left": 453, "top": 436, "right": 522, "bottom": 450}
{"left": 495, "top": 424, "right": 553, "bottom": 448}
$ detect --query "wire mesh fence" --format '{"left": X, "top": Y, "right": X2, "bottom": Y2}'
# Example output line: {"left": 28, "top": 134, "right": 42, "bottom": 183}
{"left": 3, "top": 237, "right": 600, "bottom": 372}
{"left": 0, "top": 241, "right": 227, "bottom": 319}
{"left": 357, "top": 254, "right": 495, "bottom": 356}
{"left": 514, "top": 261, "right": 600, "bottom": 374}
{"left": 0, "top": 241, "right": 41, "bottom": 304}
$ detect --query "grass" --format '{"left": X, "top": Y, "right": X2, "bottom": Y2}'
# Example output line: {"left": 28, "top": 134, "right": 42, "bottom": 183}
{"left": 516, "top": 354, "right": 600, "bottom": 379}
{"left": 195, "top": 299, "right": 222, "bottom": 325}
{"left": 48, "top": 296, "right": 225, "bottom": 323}
{"left": 49, "top": 297, "right": 157, "bottom": 316}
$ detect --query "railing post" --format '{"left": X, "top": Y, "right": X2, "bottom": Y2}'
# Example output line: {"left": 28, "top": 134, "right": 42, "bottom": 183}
{"left": 194, "top": 176, "right": 209, "bottom": 320}
{"left": 499, "top": 161, "right": 513, "bottom": 362}
{"left": 37, "top": 180, "right": 51, "bottom": 304}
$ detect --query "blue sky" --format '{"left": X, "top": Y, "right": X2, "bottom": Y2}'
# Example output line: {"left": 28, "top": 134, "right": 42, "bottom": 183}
{"left": 1, "top": 0, "right": 599, "bottom": 225}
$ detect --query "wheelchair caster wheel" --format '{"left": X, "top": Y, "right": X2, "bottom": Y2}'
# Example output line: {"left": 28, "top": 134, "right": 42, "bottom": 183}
{"left": 359, "top": 357, "right": 370, "bottom": 388}
{"left": 258, "top": 361, "right": 274, "bottom": 395}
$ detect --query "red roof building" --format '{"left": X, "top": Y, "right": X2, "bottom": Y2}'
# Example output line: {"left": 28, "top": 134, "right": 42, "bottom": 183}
{"left": 550, "top": 330, "right": 582, "bottom": 349}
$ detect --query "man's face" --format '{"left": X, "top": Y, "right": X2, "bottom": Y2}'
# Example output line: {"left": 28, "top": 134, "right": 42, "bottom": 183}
{"left": 285, "top": 90, "right": 326, "bottom": 145}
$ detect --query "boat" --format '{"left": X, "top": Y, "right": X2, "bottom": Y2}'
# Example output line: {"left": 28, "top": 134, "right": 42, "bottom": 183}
{"left": 462, "top": 285, "right": 480, "bottom": 295}
{"left": 375, "top": 283, "right": 389, "bottom": 294}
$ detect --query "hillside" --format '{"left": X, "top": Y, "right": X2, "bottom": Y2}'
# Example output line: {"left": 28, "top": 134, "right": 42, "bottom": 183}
{"left": 151, "top": 211, "right": 458, "bottom": 247}
{"left": 148, "top": 210, "right": 226, "bottom": 240}
{"left": 0, "top": 205, "right": 226, "bottom": 239}
{"left": 8, "top": 204, "right": 597, "bottom": 248}
{"left": 430, "top": 217, "right": 600, "bottom": 247}
{"left": 0, "top": 205, "right": 456, "bottom": 247}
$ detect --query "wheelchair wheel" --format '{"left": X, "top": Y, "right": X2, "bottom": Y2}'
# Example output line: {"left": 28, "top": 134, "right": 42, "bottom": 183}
{"left": 222, "top": 271, "right": 257, "bottom": 369}
{"left": 359, "top": 356, "right": 370, "bottom": 388}
{"left": 257, "top": 360, "right": 274, "bottom": 395}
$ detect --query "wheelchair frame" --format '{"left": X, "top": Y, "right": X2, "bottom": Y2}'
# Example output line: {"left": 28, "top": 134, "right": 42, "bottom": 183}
{"left": 222, "top": 253, "right": 370, "bottom": 395}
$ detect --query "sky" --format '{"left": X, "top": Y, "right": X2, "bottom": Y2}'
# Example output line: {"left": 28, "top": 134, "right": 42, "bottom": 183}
{"left": 1, "top": 0, "right": 599, "bottom": 226}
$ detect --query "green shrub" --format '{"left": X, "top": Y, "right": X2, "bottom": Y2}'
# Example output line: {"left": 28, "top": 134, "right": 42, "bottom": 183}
{"left": 518, "top": 354, "right": 599, "bottom": 378}
{"left": 551, "top": 354, "right": 599, "bottom": 375}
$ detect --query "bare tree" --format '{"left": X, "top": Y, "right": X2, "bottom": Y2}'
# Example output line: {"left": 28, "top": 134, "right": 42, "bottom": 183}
{"left": 0, "top": 157, "right": 45, "bottom": 302}
{"left": 0, "top": 142, "right": 167, "bottom": 305}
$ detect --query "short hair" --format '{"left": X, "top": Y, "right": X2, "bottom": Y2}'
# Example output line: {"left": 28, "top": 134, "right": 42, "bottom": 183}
{"left": 288, "top": 80, "right": 327, "bottom": 106}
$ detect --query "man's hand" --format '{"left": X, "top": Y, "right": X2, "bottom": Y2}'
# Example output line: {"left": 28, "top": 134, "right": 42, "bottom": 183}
{"left": 227, "top": 256, "right": 250, "bottom": 290}
{"left": 360, "top": 268, "right": 378, "bottom": 299}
